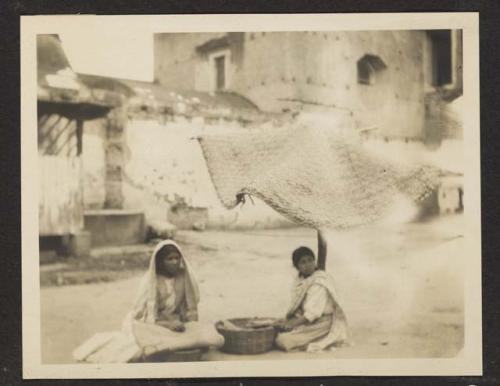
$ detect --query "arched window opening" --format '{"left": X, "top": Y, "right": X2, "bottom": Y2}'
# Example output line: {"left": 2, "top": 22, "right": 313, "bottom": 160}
{"left": 357, "top": 54, "right": 387, "bottom": 85}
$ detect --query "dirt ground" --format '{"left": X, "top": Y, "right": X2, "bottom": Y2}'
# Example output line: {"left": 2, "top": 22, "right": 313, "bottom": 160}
{"left": 41, "top": 214, "right": 465, "bottom": 363}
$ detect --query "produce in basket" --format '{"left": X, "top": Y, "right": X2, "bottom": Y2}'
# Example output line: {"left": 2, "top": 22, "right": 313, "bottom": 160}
{"left": 215, "top": 317, "right": 279, "bottom": 355}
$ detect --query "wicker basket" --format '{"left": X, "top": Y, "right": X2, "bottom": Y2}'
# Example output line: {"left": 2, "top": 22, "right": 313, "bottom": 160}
{"left": 216, "top": 318, "right": 277, "bottom": 355}
{"left": 144, "top": 348, "right": 204, "bottom": 363}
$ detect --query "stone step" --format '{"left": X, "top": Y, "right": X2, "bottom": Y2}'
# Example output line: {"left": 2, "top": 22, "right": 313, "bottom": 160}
{"left": 84, "top": 209, "right": 146, "bottom": 247}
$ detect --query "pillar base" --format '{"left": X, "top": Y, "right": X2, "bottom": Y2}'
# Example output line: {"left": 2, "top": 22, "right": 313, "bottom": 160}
{"left": 68, "top": 231, "right": 92, "bottom": 257}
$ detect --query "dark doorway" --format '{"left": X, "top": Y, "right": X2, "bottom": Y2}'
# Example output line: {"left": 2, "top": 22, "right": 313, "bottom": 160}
{"left": 429, "top": 30, "right": 452, "bottom": 87}
{"left": 215, "top": 55, "right": 226, "bottom": 90}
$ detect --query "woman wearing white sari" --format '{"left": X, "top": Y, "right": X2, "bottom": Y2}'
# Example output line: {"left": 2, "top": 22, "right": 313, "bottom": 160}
{"left": 276, "top": 232, "right": 350, "bottom": 353}
{"left": 73, "top": 240, "right": 224, "bottom": 363}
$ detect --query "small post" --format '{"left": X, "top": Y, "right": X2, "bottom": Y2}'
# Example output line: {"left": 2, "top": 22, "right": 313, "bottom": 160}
{"left": 317, "top": 229, "right": 327, "bottom": 271}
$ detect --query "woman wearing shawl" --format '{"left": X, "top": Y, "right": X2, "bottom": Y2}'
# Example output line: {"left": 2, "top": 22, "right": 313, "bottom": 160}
{"left": 276, "top": 231, "right": 350, "bottom": 353}
{"left": 73, "top": 240, "right": 224, "bottom": 363}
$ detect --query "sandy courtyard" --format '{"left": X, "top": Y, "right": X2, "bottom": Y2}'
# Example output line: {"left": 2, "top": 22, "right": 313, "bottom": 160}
{"left": 41, "top": 214, "right": 465, "bottom": 364}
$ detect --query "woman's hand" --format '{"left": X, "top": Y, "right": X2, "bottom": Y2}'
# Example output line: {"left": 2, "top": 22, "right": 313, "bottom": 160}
{"left": 282, "top": 316, "right": 308, "bottom": 332}
{"left": 157, "top": 320, "right": 186, "bottom": 332}
{"left": 170, "top": 320, "right": 186, "bottom": 332}
{"left": 274, "top": 318, "right": 287, "bottom": 331}
{"left": 284, "top": 319, "right": 298, "bottom": 331}
{"left": 276, "top": 317, "right": 303, "bottom": 332}
{"left": 277, "top": 318, "right": 297, "bottom": 332}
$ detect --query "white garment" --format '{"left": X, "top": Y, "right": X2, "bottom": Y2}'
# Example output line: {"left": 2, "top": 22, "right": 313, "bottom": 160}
{"left": 157, "top": 276, "right": 176, "bottom": 317}
{"left": 302, "top": 283, "right": 335, "bottom": 322}
{"left": 73, "top": 240, "right": 218, "bottom": 363}
{"left": 286, "top": 270, "right": 350, "bottom": 352}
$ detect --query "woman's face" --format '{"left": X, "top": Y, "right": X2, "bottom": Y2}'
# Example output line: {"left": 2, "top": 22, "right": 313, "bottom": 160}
{"left": 159, "top": 250, "right": 181, "bottom": 277}
{"left": 297, "top": 254, "right": 316, "bottom": 277}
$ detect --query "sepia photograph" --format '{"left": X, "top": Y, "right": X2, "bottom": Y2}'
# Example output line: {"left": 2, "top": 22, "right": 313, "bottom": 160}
{"left": 21, "top": 13, "right": 481, "bottom": 379}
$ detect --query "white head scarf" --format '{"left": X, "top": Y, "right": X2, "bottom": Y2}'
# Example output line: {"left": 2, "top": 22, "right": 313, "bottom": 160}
{"left": 128, "top": 240, "right": 200, "bottom": 324}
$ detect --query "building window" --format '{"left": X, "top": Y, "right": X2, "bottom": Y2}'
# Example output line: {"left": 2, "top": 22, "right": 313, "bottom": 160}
{"left": 357, "top": 54, "right": 387, "bottom": 85}
{"left": 357, "top": 60, "right": 374, "bottom": 85}
{"left": 209, "top": 49, "right": 231, "bottom": 91}
{"left": 428, "top": 30, "right": 452, "bottom": 87}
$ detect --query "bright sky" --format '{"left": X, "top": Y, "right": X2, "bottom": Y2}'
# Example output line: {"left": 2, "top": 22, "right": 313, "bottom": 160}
{"left": 60, "top": 31, "right": 154, "bottom": 81}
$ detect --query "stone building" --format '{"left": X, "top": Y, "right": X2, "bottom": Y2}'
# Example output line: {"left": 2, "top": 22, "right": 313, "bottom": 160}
{"left": 38, "top": 34, "right": 290, "bottom": 256}
{"left": 76, "top": 74, "right": 291, "bottom": 245}
{"left": 154, "top": 31, "right": 463, "bottom": 142}
{"left": 38, "top": 31, "right": 464, "bottom": 257}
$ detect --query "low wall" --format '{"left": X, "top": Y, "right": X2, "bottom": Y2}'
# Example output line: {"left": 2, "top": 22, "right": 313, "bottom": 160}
{"left": 362, "top": 137, "right": 463, "bottom": 174}
{"left": 122, "top": 118, "right": 293, "bottom": 230}
{"left": 84, "top": 209, "right": 146, "bottom": 247}
{"left": 85, "top": 111, "right": 463, "bottom": 231}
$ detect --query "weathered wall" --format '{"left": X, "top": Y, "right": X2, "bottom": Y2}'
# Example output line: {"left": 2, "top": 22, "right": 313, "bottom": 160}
{"left": 362, "top": 137, "right": 464, "bottom": 175}
{"left": 237, "top": 31, "right": 426, "bottom": 138}
{"left": 122, "top": 117, "right": 293, "bottom": 229}
{"left": 155, "top": 31, "right": 427, "bottom": 139}
{"left": 154, "top": 33, "right": 227, "bottom": 89}
{"left": 79, "top": 108, "right": 463, "bottom": 232}
{"left": 80, "top": 110, "right": 128, "bottom": 210}
{"left": 424, "top": 93, "right": 464, "bottom": 143}
{"left": 294, "top": 31, "right": 425, "bottom": 139}
{"left": 82, "top": 118, "right": 107, "bottom": 209}
{"left": 104, "top": 109, "right": 126, "bottom": 209}
{"left": 233, "top": 32, "right": 298, "bottom": 112}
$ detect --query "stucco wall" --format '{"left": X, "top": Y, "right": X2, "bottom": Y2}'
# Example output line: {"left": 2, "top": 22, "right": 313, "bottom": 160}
{"left": 121, "top": 117, "right": 293, "bottom": 229}
{"left": 82, "top": 118, "right": 107, "bottom": 209}
{"left": 294, "top": 31, "right": 425, "bottom": 139}
{"left": 81, "top": 110, "right": 128, "bottom": 211}
{"left": 154, "top": 31, "right": 427, "bottom": 139}
{"left": 80, "top": 109, "right": 463, "bottom": 231}
{"left": 424, "top": 93, "right": 464, "bottom": 142}
{"left": 154, "top": 33, "right": 228, "bottom": 90}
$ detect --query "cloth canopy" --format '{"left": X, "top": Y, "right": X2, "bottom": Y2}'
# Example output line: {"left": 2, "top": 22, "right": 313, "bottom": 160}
{"left": 197, "top": 124, "right": 440, "bottom": 229}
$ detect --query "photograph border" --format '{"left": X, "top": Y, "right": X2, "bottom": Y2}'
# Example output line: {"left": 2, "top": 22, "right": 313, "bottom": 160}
{"left": 21, "top": 12, "right": 481, "bottom": 379}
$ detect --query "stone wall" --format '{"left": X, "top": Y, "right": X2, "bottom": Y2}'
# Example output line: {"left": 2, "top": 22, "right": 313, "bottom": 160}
{"left": 82, "top": 108, "right": 128, "bottom": 211}
{"left": 154, "top": 31, "right": 428, "bottom": 139}
{"left": 82, "top": 118, "right": 107, "bottom": 209}
{"left": 154, "top": 32, "right": 227, "bottom": 89}
{"left": 104, "top": 108, "right": 126, "bottom": 209}
{"left": 81, "top": 107, "right": 463, "bottom": 230}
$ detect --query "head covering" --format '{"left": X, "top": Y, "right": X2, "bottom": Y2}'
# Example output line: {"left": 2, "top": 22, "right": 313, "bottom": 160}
{"left": 129, "top": 240, "right": 200, "bottom": 324}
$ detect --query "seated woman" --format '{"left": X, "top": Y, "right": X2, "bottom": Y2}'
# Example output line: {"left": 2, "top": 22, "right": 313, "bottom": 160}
{"left": 275, "top": 231, "right": 350, "bottom": 352}
{"left": 73, "top": 240, "right": 224, "bottom": 363}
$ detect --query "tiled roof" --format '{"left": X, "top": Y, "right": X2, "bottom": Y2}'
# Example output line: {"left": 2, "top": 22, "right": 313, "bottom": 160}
{"left": 37, "top": 35, "right": 121, "bottom": 116}
{"left": 118, "top": 78, "right": 266, "bottom": 121}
